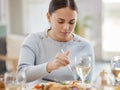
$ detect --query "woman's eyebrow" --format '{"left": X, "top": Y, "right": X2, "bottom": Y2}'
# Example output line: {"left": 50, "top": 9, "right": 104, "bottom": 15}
{"left": 70, "top": 19, "right": 75, "bottom": 21}
{"left": 58, "top": 18, "right": 75, "bottom": 21}
{"left": 58, "top": 18, "right": 65, "bottom": 21}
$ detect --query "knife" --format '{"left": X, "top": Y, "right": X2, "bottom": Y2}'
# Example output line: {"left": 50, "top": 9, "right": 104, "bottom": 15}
{"left": 42, "top": 78, "right": 65, "bottom": 84}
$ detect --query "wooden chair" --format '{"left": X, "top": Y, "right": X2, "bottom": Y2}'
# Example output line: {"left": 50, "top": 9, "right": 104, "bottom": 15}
{"left": 0, "top": 55, "right": 18, "bottom": 73}
{"left": 0, "top": 34, "right": 25, "bottom": 73}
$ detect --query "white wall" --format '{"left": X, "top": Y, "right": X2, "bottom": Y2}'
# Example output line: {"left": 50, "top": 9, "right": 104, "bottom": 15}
{"left": 75, "top": 0, "right": 102, "bottom": 60}
{"left": 7, "top": 0, "right": 102, "bottom": 60}
{"left": 8, "top": 0, "right": 24, "bottom": 35}
{"left": 23, "top": 0, "right": 50, "bottom": 34}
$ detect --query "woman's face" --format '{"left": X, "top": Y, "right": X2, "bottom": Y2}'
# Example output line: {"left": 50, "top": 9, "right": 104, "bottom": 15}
{"left": 47, "top": 7, "right": 77, "bottom": 42}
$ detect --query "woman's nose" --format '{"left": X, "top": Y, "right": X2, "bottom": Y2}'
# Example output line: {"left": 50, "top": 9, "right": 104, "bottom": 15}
{"left": 63, "top": 24, "right": 70, "bottom": 30}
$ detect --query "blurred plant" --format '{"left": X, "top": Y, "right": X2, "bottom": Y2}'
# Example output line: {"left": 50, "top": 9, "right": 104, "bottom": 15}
{"left": 74, "top": 15, "right": 94, "bottom": 37}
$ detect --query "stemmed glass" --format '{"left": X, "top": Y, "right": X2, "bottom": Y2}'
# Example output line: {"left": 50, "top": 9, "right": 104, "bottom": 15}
{"left": 75, "top": 56, "right": 92, "bottom": 84}
{"left": 111, "top": 56, "right": 120, "bottom": 85}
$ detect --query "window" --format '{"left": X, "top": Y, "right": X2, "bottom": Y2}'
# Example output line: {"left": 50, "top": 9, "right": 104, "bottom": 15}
{"left": 102, "top": 0, "right": 120, "bottom": 60}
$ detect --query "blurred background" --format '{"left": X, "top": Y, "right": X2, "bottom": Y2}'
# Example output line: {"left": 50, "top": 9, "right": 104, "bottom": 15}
{"left": 0, "top": 0, "right": 120, "bottom": 77}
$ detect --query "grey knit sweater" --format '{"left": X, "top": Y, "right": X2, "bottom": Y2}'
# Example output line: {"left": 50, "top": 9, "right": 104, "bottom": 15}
{"left": 17, "top": 29, "right": 95, "bottom": 84}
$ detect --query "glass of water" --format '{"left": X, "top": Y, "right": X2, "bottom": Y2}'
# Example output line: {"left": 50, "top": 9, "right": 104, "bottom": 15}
{"left": 4, "top": 71, "right": 26, "bottom": 90}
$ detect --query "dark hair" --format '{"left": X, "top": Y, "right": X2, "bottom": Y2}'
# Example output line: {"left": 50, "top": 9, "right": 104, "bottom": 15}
{"left": 48, "top": 0, "right": 78, "bottom": 15}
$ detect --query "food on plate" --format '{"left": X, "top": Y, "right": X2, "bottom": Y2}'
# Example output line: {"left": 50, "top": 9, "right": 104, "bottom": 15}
{"left": 0, "top": 80, "right": 5, "bottom": 89}
{"left": 32, "top": 81, "right": 95, "bottom": 90}
{"left": 114, "top": 85, "right": 120, "bottom": 90}
{"left": 0, "top": 75, "right": 5, "bottom": 89}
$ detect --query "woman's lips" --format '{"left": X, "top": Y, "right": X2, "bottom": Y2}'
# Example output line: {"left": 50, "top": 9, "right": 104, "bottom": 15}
{"left": 61, "top": 32, "right": 70, "bottom": 35}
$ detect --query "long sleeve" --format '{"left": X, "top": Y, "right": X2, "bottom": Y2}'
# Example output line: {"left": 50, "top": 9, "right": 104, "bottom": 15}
{"left": 17, "top": 34, "right": 49, "bottom": 82}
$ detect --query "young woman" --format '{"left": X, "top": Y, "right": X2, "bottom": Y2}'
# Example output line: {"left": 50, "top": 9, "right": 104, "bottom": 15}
{"left": 17, "top": 0, "right": 95, "bottom": 84}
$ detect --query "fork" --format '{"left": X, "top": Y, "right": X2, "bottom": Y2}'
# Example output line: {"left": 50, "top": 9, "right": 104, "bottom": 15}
{"left": 61, "top": 49, "right": 76, "bottom": 80}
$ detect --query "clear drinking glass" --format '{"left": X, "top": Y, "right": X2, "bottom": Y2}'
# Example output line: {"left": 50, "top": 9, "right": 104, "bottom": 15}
{"left": 75, "top": 56, "right": 92, "bottom": 84}
{"left": 111, "top": 56, "right": 120, "bottom": 85}
{"left": 4, "top": 71, "right": 26, "bottom": 90}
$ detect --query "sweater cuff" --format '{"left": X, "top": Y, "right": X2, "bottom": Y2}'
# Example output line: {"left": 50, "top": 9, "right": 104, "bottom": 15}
{"left": 26, "top": 62, "right": 49, "bottom": 82}
{"left": 37, "top": 62, "right": 49, "bottom": 75}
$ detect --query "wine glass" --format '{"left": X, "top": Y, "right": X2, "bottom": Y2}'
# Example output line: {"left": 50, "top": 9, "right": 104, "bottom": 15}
{"left": 75, "top": 56, "right": 92, "bottom": 84}
{"left": 111, "top": 56, "right": 120, "bottom": 85}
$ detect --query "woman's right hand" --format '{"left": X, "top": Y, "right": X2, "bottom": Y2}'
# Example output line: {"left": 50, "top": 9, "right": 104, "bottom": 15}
{"left": 47, "top": 50, "right": 70, "bottom": 73}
